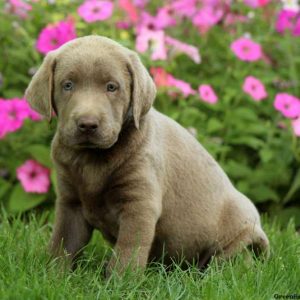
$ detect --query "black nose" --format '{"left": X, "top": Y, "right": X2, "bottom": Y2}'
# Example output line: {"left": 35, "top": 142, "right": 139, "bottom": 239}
{"left": 77, "top": 117, "right": 99, "bottom": 133}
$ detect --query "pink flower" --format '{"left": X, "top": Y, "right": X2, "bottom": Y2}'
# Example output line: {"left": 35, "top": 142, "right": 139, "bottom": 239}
{"left": 244, "top": 0, "right": 270, "bottom": 8}
{"left": 119, "top": 0, "right": 139, "bottom": 23}
{"left": 274, "top": 93, "right": 300, "bottom": 118}
{"left": 0, "top": 98, "right": 29, "bottom": 135}
{"left": 133, "top": 0, "right": 149, "bottom": 8}
{"left": 165, "top": 36, "right": 201, "bottom": 63}
{"left": 150, "top": 67, "right": 196, "bottom": 97}
{"left": 243, "top": 76, "right": 267, "bottom": 101}
{"left": 7, "top": 0, "right": 32, "bottom": 19}
{"left": 192, "top": 6, "right": 224, "bottom": 34}
{"left": 292, "top": 117, "right": 300, "bottom": 136}
{"left": 224, "top": 13, "right": 249, "bottom": 26}
{"left": 16, "top": 160, "right": 50, "bottom": 194}
{"left": 230, "top": 37, "right": 262, "bottom": 62}
{"left": 275, "top": 9, "right": 299, "bottom": 34}
{"left": 198, "top": 84, "right": 218, "bottom": 104}
{"left": 150, "top": 67, "right": 169, "bottom": 87}
{"left": 171, "top": 0, "right": 197, "bottom": 17}
{"left": 0, "top": 98, "right": 41, "bottom": 139}
{"left": 78, "top": 0, "right": 113, "bottom": 23}
{"left": 155, "top": 6, "right": 177, "bottom": 29}
{"left": 168, "top": 76, "right": 196, "bottom": 97}
{"left": 136, "top": 12, "right": 160, "bottom": 32}
{"left": 136, "top": 28, "right": 167, "bottom": 60}
{"left": 115, "top": 21, "right": 130, "bottom": 29}
{"left": 36, "top": 19, "right": 77, "bottom": 55}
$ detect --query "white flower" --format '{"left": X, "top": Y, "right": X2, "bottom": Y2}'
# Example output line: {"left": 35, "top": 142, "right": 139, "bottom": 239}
{"left": 281, "top": 0, "right": 300, "bottom": 12}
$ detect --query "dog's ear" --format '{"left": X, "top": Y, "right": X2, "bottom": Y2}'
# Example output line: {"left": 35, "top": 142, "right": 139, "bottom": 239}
{"left": 25, "top": 51, "right": 57, "bottom": 121}
{"left": 127, "top": 51, "right": 156, "bottom": 129}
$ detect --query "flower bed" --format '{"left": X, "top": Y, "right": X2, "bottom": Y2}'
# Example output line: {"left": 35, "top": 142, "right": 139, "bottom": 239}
{"left": 0, "top": 0, "right": 299, "bottom": 227}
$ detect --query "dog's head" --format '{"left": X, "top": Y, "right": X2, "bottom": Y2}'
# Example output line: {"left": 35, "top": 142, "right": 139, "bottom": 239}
{"left": 25, "top": 36, "right": 156, "bottom": 149}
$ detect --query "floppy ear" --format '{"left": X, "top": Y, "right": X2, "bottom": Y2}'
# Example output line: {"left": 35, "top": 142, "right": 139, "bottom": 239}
{"left": 127, "top": 51, "right": 156, "bottom": 129}
{"left": 25, "top": 52, "right": 57, "bottom": 121}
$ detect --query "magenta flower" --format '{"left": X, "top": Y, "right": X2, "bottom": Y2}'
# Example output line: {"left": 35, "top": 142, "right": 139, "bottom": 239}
{"left": 165, "top": 36, "right": 201, "bottom": 63}
{"left": 0, "top": 116, "right": 9, "bottom": 139}
{"left": 136, "top": 28, "right": 167, "bottom": 60}
{"left": 275, "top": 9, "right": 298, "bottom": 34}
{"left": 17, "top": 160, "right": 50, "bottom": 194}
{"left": 274, "top": 93, "right": 300, "bottom": 118}
{"left": 292, "top": 117, "right": 300, "bottom": 136}
{"left": 293, "top": 16, "right": 300, "bottom": 36}
{"left": 243, "top": 76, "right": 267, "bottom": 101}
{"left": 198, "top": 84, "right": 218, "bottom": 104}
{"left": 0, "top": 98, "right": 41, "bottom": 139}
{"left": 7, "top": 0, "right": 32, "bottom": 19}
{"left": 36, "top": 19, "right": 76, "bottom": 55}
{"left": 0, "top": 98, "right": 29, "bottom": 136}
{"left": 78, "top": 0, "right": 113, "bottom": 23}
{"left": 231, "top": 37, "right": 262, "bottom": 62}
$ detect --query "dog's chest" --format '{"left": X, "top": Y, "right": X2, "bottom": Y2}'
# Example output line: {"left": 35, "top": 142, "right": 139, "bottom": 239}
{"left": 72, "top": 164, "right": 122, "bottom": 241}
{"left": 81, "top": 195, "right": 121, "bottom": 243}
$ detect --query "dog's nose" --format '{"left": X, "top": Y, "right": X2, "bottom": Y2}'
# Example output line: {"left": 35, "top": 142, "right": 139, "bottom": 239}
{"left": 77, "top": 117, "right": 99, "bottom": 133}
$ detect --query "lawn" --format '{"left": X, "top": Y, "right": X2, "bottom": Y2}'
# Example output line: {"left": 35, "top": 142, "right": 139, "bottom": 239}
{"left": 0, "top": 210, "right": 299, "bottom": 300}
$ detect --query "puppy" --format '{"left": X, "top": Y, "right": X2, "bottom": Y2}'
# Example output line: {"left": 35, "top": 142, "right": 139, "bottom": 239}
{"left": 25, "top": 35, "right": 269, "bottom": 275}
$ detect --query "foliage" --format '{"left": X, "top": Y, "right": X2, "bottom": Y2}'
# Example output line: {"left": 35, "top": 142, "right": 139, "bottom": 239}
{"left": 0, "top": 0, "right": 300, "bottom": 226}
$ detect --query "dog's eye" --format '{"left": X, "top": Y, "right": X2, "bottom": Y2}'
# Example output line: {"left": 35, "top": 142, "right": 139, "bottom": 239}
{"left": 106, "top": 82, "right": 118, "bottom": 92}
{"left": 63, "top": 81, "right": 74, "bottom": 91}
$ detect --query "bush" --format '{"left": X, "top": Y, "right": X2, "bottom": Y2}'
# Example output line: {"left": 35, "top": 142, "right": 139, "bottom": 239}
{"left": 0, "top": 0, "right": 299, "bottom": 227}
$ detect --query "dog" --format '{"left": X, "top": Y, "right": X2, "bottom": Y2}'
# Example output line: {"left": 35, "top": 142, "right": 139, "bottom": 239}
{"left": 25, "top": 35, "right": 269, "bottom": 276}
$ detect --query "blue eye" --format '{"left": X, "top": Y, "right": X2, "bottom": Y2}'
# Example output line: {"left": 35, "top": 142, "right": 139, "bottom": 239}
{"left": 63, "top": 81, "right": 74, "bottom": 91}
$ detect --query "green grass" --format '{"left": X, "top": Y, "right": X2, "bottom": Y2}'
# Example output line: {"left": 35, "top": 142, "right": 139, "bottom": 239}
{"left": 0, "top": 210, "right": 299, "bottom": 300}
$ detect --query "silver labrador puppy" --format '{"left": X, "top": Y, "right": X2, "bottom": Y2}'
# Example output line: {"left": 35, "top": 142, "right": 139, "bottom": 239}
{"left": 25, "top": 35, "right": 269, "bottom": 276}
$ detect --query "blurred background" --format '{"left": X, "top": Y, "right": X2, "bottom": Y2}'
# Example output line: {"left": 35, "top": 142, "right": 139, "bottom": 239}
{"left": 0, "top": 0, "right": 299, "bottom": 229}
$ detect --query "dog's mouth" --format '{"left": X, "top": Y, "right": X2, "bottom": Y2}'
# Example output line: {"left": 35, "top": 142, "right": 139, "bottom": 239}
{"left": 59, "top": 127, "right": 120, "bottom": 150}
{"left": 71, "top": 135, "right": 119, "bottom": 150}
{"left": 77, "top": 142, "right": 99, "bottom": 149}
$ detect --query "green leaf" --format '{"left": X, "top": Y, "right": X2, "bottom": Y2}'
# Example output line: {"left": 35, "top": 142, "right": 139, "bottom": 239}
{"left": 179, "top": 107, "right": 204, "bottom": 127}
{"left": 0, "top": 178, "right": 12, "bottom": 201}
{"left": 50, "top": 170, "right": 58, "bottom": 194}
{"left": 25, "top": 145, "right": 52, "bottom": 168}
{"left": 225, "top": 160, "right": 252, "bottom": 179}
{"left": 251, "top": 185, "right": 279, "bottom": 203}
{"left": 230, "top": 136, "right": 264, "bottom": 149}
{"left": 259, "top": 149, "right": 273, "bottom": 163}
{"left": 207, "top": 118, "right": 224, "bottom": 134}
{"left": 283, "top": 169, "right": 300, "bottom": 204}
{"left": 232, "top": 107, "right": 258, "bottom": 121}
{"left": 7, "top": 184, "right": 46, "bottom": 213}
